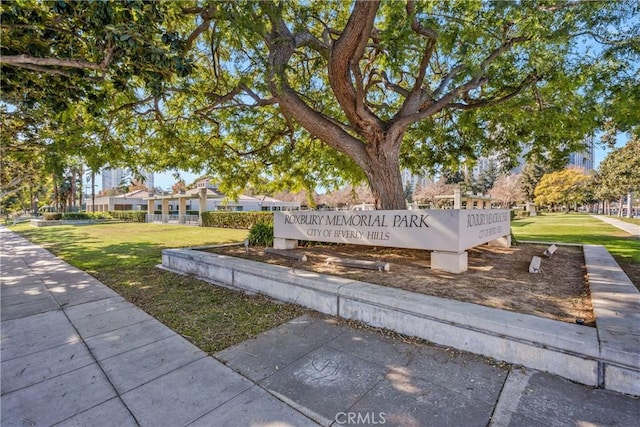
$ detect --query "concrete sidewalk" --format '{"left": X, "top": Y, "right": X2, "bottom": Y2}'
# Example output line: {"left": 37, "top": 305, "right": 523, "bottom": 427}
{"left": 592, "top": 214, "right": 640, "bottom": 237}
{"left": 2, "top": 227, "right": 639, "bottom": 426}
{"left": 1, "top": 228, "right": 312, "bottom": 426}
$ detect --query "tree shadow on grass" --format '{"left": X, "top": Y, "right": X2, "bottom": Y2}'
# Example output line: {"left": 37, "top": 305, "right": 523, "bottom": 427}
{"left": 13, "top": 224, "right": 242, "bottom": 272}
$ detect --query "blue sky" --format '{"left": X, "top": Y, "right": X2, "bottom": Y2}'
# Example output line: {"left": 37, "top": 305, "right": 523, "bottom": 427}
{"left": 154, "top": 170, "right": 200, "bottom": 191}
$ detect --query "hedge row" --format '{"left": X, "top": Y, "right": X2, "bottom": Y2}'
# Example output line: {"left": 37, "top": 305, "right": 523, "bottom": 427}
{"left": 43, "top": 212, "right": 111, "bottom": 221}
{"left": 201, "top": 211, "right": 273, "bottom": 229}
{"left": 152, "top": 210, "right": 200, "bottom": 215}
{"left": 108, "top": 211, "right": 147, "bottom": 222}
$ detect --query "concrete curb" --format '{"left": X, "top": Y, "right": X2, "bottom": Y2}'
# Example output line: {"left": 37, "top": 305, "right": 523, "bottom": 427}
{"left": 161, "top": 245, "right": 639, "bottom": 396}
{"left": 583, "top": 244, "right": 640, "bottom": 396}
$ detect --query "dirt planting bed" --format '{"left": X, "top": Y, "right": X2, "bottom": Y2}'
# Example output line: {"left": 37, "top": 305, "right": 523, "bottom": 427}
{"left": 202, "top": 243, "right": 594, "bottom": 327}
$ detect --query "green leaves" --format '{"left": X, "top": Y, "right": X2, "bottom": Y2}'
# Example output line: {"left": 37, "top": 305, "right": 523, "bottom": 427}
{"left": 596, "top": 136, "right": 640, "bottom": 200}
{"left": 534, "top": 169, "right": 593, "bottom": 209}
{"left": 2, "top": 0, "right": 638, "bottom": 208}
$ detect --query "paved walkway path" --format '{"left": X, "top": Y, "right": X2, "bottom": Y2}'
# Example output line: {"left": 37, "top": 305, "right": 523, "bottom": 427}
{"left": 591, "top": 214, "right": 640, "bottom": 237}
{"left": 2, "top": 227, "right": 639, "bottom": 426}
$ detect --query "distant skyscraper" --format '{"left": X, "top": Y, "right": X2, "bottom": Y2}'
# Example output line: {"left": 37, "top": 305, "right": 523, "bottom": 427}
{"left": 567, "top": 135, "right": 595, "bottom": 172}
{"left": 401, "top": 169, "right": 433, "bottom": 189}
{"left": 141, "top": 171, "right": 154, "bottom": 190}
{"left": 469, "top": 135, "right": 594, "bottom": 177}
{"left": 101, "top": 168, "right": 154, "bottom": 191}
{"left": 469, "top": 154, "right": 501, "bottom": 179}
{"left": 101, "top": 168, "right": 125, "bottom": 191}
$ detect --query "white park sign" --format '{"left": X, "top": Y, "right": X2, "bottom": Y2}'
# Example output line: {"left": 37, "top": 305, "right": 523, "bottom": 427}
{"left": 273, "top": 209, "right": 511, "bottom": 273}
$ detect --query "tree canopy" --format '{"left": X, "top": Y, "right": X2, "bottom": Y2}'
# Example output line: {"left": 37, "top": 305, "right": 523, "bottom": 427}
{"left": 2, "top": 0, "right": 638, "bottom": 209}
{"left": 534, "top": 168, "right": 592, "bottom": 210}
{"left": 595, "top": 136, "right": 640, "bottom": 202}
{"left": 489, "top": 173, "right": 525, "bottom": 208}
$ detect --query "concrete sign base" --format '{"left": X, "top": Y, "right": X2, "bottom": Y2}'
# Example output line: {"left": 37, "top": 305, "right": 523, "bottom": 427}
{"left": 431, "top": 251, "right": 469, "bottom": 274}
{"left": 273, "top": 209, "right": 511, "bottom": 274}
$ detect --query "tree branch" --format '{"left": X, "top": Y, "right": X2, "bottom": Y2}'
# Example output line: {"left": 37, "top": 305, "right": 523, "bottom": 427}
{"left": 294, "top": 30, "right": 330, "bottom": 59}
{"left": 0, "top": 51, "right": 114, "bottom": 72}
{"left": 109, "top": 96, "right": 155, "bottom": 115}
{"left": 1, "top": 62, "right": 74, "bottom": 78}
{"left": 380, "top": 71, "right": 410, "bottom": 97}
{"left": 478, "top": 36, "right": 529, "bottom": 76}
{"left": 186, "top": 17, "right": 211, "bottom": 51}
{"left": 432, "top": 64, "right": 467, "bottom": 99}
{"left": 448, "top": 74, "right": 539, "bottom": 110}
{"left": 406, "top": 1, "right": 438, "bottom": 39}
{"left": 399, "top": 38, "right": 437, "bottom": 116}
{"left": 263, "top": 3, "right": 367, "bottom": 163}
{"left": 239, "top": 84, "right": 277, "bottom": 106}
{"left": 224, "top": 129, "right": 284, "bottom": 157}
{"left": 328, "top": 0, "right": 384, "bottom": 137}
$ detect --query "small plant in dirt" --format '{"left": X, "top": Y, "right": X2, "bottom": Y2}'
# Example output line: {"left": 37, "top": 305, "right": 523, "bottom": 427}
{"left": 248, "top": 221, "right": 274, "bottom": 246}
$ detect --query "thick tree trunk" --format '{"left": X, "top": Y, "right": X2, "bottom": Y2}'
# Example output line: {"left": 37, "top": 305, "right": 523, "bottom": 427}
{"left": 358, "top": 143, "right": 406, "bottom": 210}
{"left": 265, "top": 1, "right": 406, "bottom": 210}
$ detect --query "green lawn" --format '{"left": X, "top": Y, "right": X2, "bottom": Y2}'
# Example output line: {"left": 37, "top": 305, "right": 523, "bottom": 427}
{"left": 9, "top": 222, "right": 307, "bottom": 353}
{"left": 511, "top": 213, "right": 639, "bottom": 266}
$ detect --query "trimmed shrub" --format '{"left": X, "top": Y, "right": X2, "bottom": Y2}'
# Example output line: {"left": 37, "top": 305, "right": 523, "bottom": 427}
{"left": 43, "top": 212, "right": 111, "bottom": 221}
{"left": 200, "top": 211, "right": 273, "bottom": 229}
{"left": 248, "top": 221, "right": 274, "bottom": 246}
{"left": 92, "top": 212, "right": 112, "bottom": 220}
{"left": 61, "top": 212, "right": 94, "bottom": 220}
{"left": 108, "top": 211, "right": 147, "bottom": 223}
{"left": 44, "top": 213, "right": 62, "bottom": 221}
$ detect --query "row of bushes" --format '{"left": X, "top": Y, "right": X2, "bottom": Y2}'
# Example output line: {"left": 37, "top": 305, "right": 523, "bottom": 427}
{"left": 152, "top": 210, "right": 201, "bottom": 215}
{"left": 43, "top": 212, "right": 111, "bottom": 221}
{"left": 201, "top": 211, "right": 273, "bottom": 229}
{"left": 41, "top": 210, "right": 276, "bottom": 229}
{"left": 42, "top": 211, "right": 144, "bottom": 222}
{"left": 108, "top": 211, "right": 147, "bottom": 222}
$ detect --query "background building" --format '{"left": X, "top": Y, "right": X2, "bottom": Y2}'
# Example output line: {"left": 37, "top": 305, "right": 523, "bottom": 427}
{"left": 567, "top": 135, "right": 595, "bottom": 171}
{"left": 469, "top": 135, "right": 595, "bottom": 178}
{"left": 401, "top": 169, "right": 433, "bottom": 190}
{"left": 101, "top": 168, "right": 154, "bottom": 191}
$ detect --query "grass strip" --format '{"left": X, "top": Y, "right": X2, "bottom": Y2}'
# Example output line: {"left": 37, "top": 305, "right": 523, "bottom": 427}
{"left": 512, "top": 213, "right": 639, "bottom": 265}
{"left": 9, "top": 222, "right": 307, "bottom": 353}
{"left": 606, "top": 216, "right": 640, "bottom": 226}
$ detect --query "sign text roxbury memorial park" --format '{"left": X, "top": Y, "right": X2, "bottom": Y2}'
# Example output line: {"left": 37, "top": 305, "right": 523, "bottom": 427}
{"left": 273, "top": 209, "right": 511, "bottom": 253}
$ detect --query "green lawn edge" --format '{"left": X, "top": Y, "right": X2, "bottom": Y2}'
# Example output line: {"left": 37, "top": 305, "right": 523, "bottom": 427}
{"left": 511, "top": 213, "right": 639, "bottom": 265}
{"left": 7, "top": 222, "right": 308, "bottom": 354}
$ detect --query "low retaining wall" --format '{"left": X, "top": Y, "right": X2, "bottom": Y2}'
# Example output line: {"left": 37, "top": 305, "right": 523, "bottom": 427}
{"left": 161, "top": 245, "right": 639, "bottom": 396}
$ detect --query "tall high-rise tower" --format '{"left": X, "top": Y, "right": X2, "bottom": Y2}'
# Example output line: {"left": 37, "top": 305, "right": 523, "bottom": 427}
{"left": 101, "top": 168, "right": 154, "bottom": 191}
{"left": 567, "top": 135, "right": 595, "bottom": 172}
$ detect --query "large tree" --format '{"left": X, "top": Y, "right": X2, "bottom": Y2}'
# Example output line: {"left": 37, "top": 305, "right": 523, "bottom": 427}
{"left": 534, "top": 168, "right": 592, "bottom": 211}
{"left": 489, "top": 173, "right": 525, "bottom": 208}
{"left": 2, "top": 1, "right": 638, "bottom": 209}
{"left": 595, "top": 136, "right": 640, "bottom": 216}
